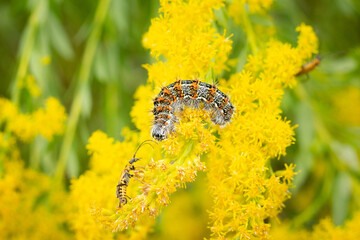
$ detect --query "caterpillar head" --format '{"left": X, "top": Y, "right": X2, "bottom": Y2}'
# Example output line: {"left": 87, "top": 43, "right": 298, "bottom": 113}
{"left": 151, "top": 124, "right": 168, "bottom": 141}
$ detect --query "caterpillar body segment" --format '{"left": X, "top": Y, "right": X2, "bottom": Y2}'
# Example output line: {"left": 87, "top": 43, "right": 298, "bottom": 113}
{"left": 151, "top": 80, "right": 234, "bottom": 141}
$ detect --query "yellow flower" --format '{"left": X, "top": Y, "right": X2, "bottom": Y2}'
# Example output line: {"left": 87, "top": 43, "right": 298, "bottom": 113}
{"left": 0, "top": 98, "right": 18, "bottom": 123}
{"left": 271, "top": 210, "right": 360, "bottom": 239}
{"left": 276, "top": 163, "right": 299, "bottom": 184}
{"left": 296, "top": 23, "right": 319, "bottom": 60}
{"left": 1, "top": 97, "right": 67, "bottom": 142}
{"left": 69, "top": 130, "right": 156, "bottom": 239}
{"left": 69, "top": 0, "right": 319, "bottom": 237}
{"left": 142, "top": 0, "right": 231, "bottom": 87}
{"left": 40, "top": 55, "right": 52, "bottom": 65}
{"left": 229, "top": 0, "right": 275, "bottom": 19}
{"left": 332, "top": 86, "right": 360, "bottom": 126}
{"left": 26, "top": 74, "right": 42, "bottom": 97}
{"left": 34, "top": 97, "right": 68, "bottom": 140}
{"left": 206, "top": 24, "right": 318, "bottom": 239}
{"left": 0, "top": 160, "right": 69, "bottom": 239}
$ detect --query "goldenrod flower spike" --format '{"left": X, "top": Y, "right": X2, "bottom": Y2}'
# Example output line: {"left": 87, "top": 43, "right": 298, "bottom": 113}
{"left": 69, "top": 0, "right": 320, "bottom": 238}
{"left": 0, "top": 97, "right": 66, "bottom": 142}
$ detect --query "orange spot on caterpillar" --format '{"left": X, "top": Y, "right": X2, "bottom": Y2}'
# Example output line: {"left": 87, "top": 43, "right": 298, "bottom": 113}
{"left": 151, "top": 80, "right": 234, "bottom": 141}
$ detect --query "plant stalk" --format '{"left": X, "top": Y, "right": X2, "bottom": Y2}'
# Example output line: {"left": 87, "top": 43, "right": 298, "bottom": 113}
{"left": 55, "top": 0, "right": 111, "bottom": 184}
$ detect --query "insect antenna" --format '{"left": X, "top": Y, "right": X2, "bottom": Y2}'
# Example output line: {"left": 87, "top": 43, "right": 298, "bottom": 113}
{"left": 129, "top": 140, "right": 158, "bottom": 164}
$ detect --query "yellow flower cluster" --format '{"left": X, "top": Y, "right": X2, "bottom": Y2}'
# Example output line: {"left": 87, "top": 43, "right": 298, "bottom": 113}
{"left": 142, "top": 0, "right": 232, "bottom": 86}
{"left": 229, "top": 0, "right": 274, "bottom": 18}
{"left": 206, "top": 25, "right": 317, "bottom": 239}
{"left": 70, "top": 0, "right": 231, "bottom": 237}
{"left": 69, "top": 0, "right": 319, "bottom": 239}
{"left": 17, "top": 75, "right": 42, "bottom": 97}
{"left": 0, "top": 159, "right": 69, "bottom": 240}
{"left": 332, "top": 86, "right": 360, "bottom": 126}
{"left": 0, "top": 96, "right": 69, "bottom": 238}
{"left": 69, "top": 130, "right": 156, "bottom": 239}
{"left": 0, "top": 97, "right": 67, "bottom": 142}
{"left": 271, "top": 211, "right": 360, "bottom": 240}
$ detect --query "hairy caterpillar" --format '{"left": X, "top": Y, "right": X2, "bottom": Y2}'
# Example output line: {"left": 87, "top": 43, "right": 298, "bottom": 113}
{"left": 151, "top": 80, "right": 234, "bottom": 141}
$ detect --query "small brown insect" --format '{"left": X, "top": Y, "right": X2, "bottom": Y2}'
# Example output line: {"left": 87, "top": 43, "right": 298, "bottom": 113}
{"left": 295, "top": 55, "right": 322, "bottom": 77}
{"left": 116, "top": 140, "right": 157, "bottom": 207}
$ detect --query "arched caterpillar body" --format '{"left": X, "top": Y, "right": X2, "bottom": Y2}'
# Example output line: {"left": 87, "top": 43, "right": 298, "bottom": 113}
{"left": 151, "top": 80, "right": 234, "bottom": 141}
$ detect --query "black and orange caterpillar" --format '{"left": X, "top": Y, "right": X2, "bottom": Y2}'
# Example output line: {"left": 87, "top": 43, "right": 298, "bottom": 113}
{"left": 151, "top": 80, "right": 234, "bottom": 141}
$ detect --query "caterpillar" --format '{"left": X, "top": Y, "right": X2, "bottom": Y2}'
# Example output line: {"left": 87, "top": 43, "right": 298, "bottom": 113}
{"left": 151, "top": 80, "right": 234, "bottom": 141}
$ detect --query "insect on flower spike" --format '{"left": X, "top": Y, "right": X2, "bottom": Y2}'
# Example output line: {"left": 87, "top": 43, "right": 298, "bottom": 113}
{"left": 295, "top": 55, "right": 322, "bottom": 77}
{"left": 151, "top": 80, "right": 234, "bottom": 141}
{"left": 116, "top": 140, "right": 157, "bottom": 208}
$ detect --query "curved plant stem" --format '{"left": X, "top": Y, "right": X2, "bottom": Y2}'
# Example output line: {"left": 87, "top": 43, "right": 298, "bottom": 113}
{"left": 55, "top": 0, "right": 111, "bottom": 184}
{"left": 0, "top": 0, "right": 46, "bottom": 175}
{"left": 240, "top": 1, "right": 258, "bottom": 54}
{"left": 291, "top": 165, "right": 334, "bottom": 228}
{"left": 12, "top": 0, "right": 46, "bottom": 105}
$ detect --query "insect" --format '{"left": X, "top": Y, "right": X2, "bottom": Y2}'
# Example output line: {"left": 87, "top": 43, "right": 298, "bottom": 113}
{"left": 116, "top": 140, "right": 156, "bottom": 207}
{"left": 295, "top": 55, "right": 322, "bottom": 77}
{"left": 151, "top": 80, "right": 234, "bottom": 141}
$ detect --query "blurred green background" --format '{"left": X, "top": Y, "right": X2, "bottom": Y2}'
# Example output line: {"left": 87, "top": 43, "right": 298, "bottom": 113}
{"left": 0, "top": 0, "right": 360, "bottom": 236}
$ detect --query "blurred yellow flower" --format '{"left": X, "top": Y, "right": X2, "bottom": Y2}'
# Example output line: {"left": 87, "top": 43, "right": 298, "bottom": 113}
{"left": 332, "top": 86, "right": 360, "bottom": 126}
{"left": 0, "top": 97, "right": 67, "bottom": 142}
{"left": 271, "top": 210, "right": 360, "bottom": 239}
{"left": 0, "top": 160, "right": 69, "bottom": 240}
{"left": 41, "top": 55, "right": 52, "bottom": 65}
{"left": 229, "top": 0, "right": 275, "bottom": 21}
{"left": 26, "top": 75, "right": 41, "bottom": 97}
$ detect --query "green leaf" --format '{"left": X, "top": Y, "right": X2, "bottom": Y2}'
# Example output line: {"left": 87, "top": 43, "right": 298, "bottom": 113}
{"left": 81, "top": 84, "right": 92, "bottom": 118}
{"left": 332, "top": 171, "right": 351, "bottom": 225}
{"left": 292, "top": 151, "right": 313, "bottom": 193}
{"left": 295, "top": 102, "right": 315, "bottom": 149}
{"left": 335, "top": 0, "right": 356, "bottom": 16}
{"left": 67, "top": 147, "right": 79, "bottom": 178}
{"left": 214, "top": 8, "right": 228, "bottom": 29}
{"left": 105, "top": 43, "right": 120, "bottom": 80}
{"left": 321, "top": 56, "right": 357, "bottom": 74}
{"left": 94, "top": 46, "right": 109, "bottom": 82}
{"left": 109, "top": 0, "right": 128, "bottom": 33}
{"left": 48, "top": 13, "right": 74, "bottom": 59}
{"left": 249, "top": 14, "right": 273, "bottom": 27}
{"left": 236, "top": 46, "right": 248, "bottom": 72}
{"left": 331, "top": 141, "right": 359, "bottom": 170}
{"left": 205, "top": 68, "right": 215, "bottom": 84}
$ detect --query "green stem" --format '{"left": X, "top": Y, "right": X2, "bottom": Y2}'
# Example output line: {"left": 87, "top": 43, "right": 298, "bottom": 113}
{"left": 240, "top": 1, "right": 258, "bottom": 54}
{"left": 169, "top": 140, "right": 195, "bottom": 165}
{"left": 12, "top": 0, "right": 47, "bottom": 105}
{"left": 291, "top": 164, "right": 334, "bottom": 228}
{"left": 55, "top": 0, "right": 111, "bottom": 183}
{"left": 1, "top": 0, "right": 46, "bottom": 175}
{"left": 292, "top": 84, "right": 358, "bottom": 226}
